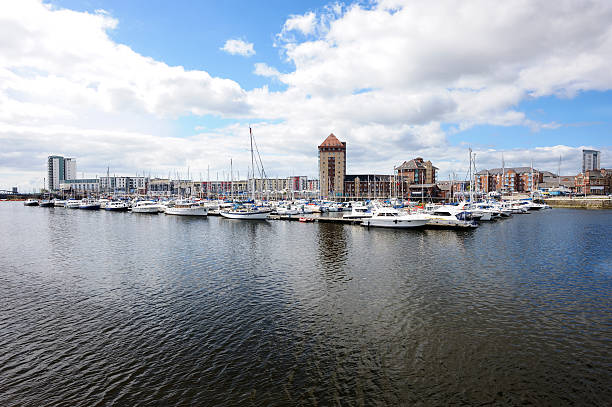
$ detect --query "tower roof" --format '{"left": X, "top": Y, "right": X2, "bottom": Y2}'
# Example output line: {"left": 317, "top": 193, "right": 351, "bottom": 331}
{"left": 318, "top": 133, "right": 345, "bottom": 148}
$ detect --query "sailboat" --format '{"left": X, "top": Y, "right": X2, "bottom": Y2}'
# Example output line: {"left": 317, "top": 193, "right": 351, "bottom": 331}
{"left": 220, "top": 127, "right": 272, "bottom": 220}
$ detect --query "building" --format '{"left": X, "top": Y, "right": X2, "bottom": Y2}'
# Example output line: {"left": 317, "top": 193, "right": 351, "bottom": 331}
{"left": 47, "top": 155, "right": 77, "bottom": 191}
{"left": 307, "top": 179, "right": 320, "bottom": 193}
{"left": 395, "top": 158, "right": 437, "bottom": 185}
{"left": 318, "top": 134, "right": 346, "bottom": 199}
{"left": 99, "top": 176, "right": 148, "bottom": 195}
{"left": 575, "top": 169, "right": 611, "bottom": 195}
{"left": 60, "top": 178, "right": 99, "bottom": 194}
{"left": 344, "top": 174, "right": 391, "bottom": 199}
{"left": 582, "top": 149, "right": 601, "bottom": 173}
{"left": 475, "top": 167, "right": 543, "bottom": 193}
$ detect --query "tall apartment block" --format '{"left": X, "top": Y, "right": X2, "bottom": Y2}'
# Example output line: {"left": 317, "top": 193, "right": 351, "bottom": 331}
{"left": 582, "top": 149, "right": 600, "bottom": 173}
{"left": 318, "top": 134, "right": 346, "bottom": 198}
{"left": 47, "top": 155, "right": 77, "bottom": 190}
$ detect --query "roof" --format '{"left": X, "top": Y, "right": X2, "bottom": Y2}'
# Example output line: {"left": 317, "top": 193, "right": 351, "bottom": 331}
{"left": 475, "top": 167, "right": 537, "bottom": 175}
{"left": 345, "top": 174, "right": 391, "bottom": 181}
{"left": 396, "top": 158, "right": 438, "bottom": 171}
{"left": 318, "top": 133, "right": 345, "bottom": 148}
{"left": 408, "top": 183, "right": 438, "bottom": 189}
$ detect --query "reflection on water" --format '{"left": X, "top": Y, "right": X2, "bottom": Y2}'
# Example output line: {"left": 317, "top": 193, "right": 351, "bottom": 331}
{"left": 0, "top": 203, "right": 611, "bottom": 406}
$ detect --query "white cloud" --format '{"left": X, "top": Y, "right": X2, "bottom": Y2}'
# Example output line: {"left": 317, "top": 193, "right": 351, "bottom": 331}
{"left": 1, "top": 0, "right": 612, "bottom": 189}
{"left": 221, "top": 39, "right": 255, "bottom": 57}
{"left": 253, "top": 63, "right": 280, "bottom": 78}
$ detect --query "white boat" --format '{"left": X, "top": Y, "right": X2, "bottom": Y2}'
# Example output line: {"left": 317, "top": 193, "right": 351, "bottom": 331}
{"left": 361, "top": 206, "right": 429, "bottom": 228}
{"left": 132, "top": 200, "right": 161, "bottom": 214}
{"left": 97, "top": 198, "right": 110, "bottom": 209}
{"left": 276, "top": 203, "right": 299, "bottom": 215}
{"left": 343, "top": 204, "right": 373, "bottom": 219}
{"left": 422, "top": 206, "right": 478, "bottom": 228}
{"left": 53, "top": 199, "right": 66, "bottom": 207}
{"left": 65, "top": 199, "right": 81, "bottom": 209}
{"left": 23, "top": 199, "right": 39, "bottom": 206}
{"left": 165, "top": 200, "right": 208, "bottom": 216}
{"left": 220, "top": 206, "right": 272, "bottom": 220}
{"left": 79, "top": 198, "right": 101, "bottom": 210}
{"left": 105, "top": 201, "right": 129, "bottom": 211}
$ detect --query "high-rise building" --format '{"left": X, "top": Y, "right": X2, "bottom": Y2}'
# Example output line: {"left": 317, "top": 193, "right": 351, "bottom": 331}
{"left": 47, "top": 155, "right": 77, "bottom": 190}
{"left": 318, "top": 134, "right": 346, "bottom": 198}
{"left": 582, "top": 149, "right": 600, "bottom": 173}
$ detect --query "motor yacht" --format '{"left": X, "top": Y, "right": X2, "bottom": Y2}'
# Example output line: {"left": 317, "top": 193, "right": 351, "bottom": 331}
{"left": 79, "top": 198, "right": 101, "bottom": 210}
{"left": 422, "top": 206, "right": 478, "bottom": 228}
{"left": 105, "top": 201, "right": 129, "bottom": 211}
{"left": 220, "top": 205, "right": 272, "bottom": 220}
{"left": 53, "top": 199, "right": 66, "bottom": 207}
{"left": 65, "top": 199, "right": 81, "bottom": 208}
{"left": 165, "top": 200, "right": 208, "bottom": 216}
{"left": 343, "top": 204, "right": 373, "bottom": 219}
{"left": 132, "top": 201, "right": 161, "bottom": 214}
{"left": 23, "top": 199, "right": 39, "bottom": 206}
{"left": 361, "top": 206, "right": 429, "bottom": 228}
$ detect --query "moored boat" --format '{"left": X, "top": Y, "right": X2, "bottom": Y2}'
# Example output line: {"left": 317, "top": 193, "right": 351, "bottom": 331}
{"left": 23, "top": 199, "right": 39, "bottom": 206}
{"left": 79, "top": 198, "right": 101, "bottom": 210}
{"left": 361, "top": 206, "right": 429, "bottom": 228}
{"left": 165, "top": 200, "right": 208, "bottom": 216}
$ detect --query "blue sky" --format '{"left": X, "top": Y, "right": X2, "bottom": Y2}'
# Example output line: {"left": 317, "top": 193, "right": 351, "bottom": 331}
{"left": 1, "top": 0, "right": 612, "bottom": 189}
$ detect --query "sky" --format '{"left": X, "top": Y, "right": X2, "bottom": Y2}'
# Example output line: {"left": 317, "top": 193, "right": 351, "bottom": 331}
{"left": 1, "top": 0, "right": 611, "bottom": 192}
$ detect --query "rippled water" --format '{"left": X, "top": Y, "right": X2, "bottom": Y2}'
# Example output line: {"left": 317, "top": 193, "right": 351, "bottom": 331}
{"left": 1, "top": 202, "right": 611, "bottom": 406}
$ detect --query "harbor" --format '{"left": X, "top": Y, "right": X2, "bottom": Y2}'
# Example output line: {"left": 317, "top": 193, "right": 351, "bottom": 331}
{"left": 1, "top": 201, "right": 610, "bottom": 406}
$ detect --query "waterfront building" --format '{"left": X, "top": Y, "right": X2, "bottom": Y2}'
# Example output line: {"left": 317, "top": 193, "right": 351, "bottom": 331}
{"left": 318, "top": 134, "right": 346, "bottom": 199}
{"left": 344, "top": 174, "right": 391, "bottom": 199}
{"left": 60, "top": 178, "right": 99, "bottom": 194}
{"left": 475, "top": 167, "right": 543, "bottom": 193}
{"left": 307, "top": 179, "right": 320, "bottom": 192}
{"left": 582, "top": 149, "right": 601, "bottom": 173}
{"left": 99, "top": 176, "right": 148, "bottom": 195}
{"left": 575, "top": 169, "right": 611, "bottom": 195}
{"left": 395, "top": 158, "right": 437, "bottom": 185}
{"left": 47, "top": 155, "right": 77, "bottom": 191}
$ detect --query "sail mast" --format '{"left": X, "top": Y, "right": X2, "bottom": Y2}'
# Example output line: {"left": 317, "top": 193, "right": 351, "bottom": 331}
{"left": 250, "top": 127, "right": 255, "bottom": 201}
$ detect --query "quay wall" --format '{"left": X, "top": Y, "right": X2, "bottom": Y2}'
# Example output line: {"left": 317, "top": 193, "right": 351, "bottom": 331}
{"left": 545, "top": 197, "right": 612, "bottom": 209}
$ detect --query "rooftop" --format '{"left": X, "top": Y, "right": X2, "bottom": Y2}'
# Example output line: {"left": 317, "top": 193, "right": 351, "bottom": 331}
{"left": 318, "top": 133, "right": 346, "bottom": 148}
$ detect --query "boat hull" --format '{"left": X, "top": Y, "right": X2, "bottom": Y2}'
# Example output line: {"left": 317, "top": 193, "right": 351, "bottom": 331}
{"left": 220, "top": 210, "right": 270, "bottom": 220}
{"left": 362, "top": 218, "right": 428, "bottom": 228}
{"left": 79, "top": 204, "right": 100, "bottom": 210}
{"left": 165, "top": 207, "right": 208, "bottom": 216}
{"left": 132, "top": 207, "right": 159, "bottom": 213}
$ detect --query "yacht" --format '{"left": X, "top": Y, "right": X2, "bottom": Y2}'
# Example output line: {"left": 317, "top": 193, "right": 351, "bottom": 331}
{"left": 422, "top": 206, "right": 478, "bottom": 228}
{"left": 132, "top": 201, "right": 161, "bottom": 214}
{"left": 23, "top": 199, "right": 39, "bottom": 206}
{"left": 343, "top": 204, "right": 373, "bottom": 219}
{"left": 39, "top": 198, "right": 54, "bottom": 207}
{"left": 220, "top": 205, "right": 272, "bottom": 220}
{"left": 361, "top": 206, "right": 429, "bottom": 228}
{"left": 53, "top": 199, "right": 66, "bottom": 207}
{"left": 105, "top": 201, "right": 129, "bottom": 211}
{"left": 165, "top": 200, "right": 208, "bottom": 216}
{"left": 79, "top": 198, "right": 101, "bottom": 210}
{"left": 65, "top": 199, "right": 81, "bottom": 209}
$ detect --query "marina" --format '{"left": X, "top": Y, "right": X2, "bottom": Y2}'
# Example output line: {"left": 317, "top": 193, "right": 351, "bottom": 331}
{"left": 1, "top": 201, "right": 610, "bottom": 406}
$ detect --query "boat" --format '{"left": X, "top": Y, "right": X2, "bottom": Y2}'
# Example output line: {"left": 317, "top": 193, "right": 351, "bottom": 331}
{"left": 361, "top": 205, "right": 429, "bottom": 228}
{"left": 299, "top": 217, "right": 315, "bottom": 222}
{"left": 165, "top": 200, "right": 208, "bottom": 216}
{"left": 105, "top": 201, "right": 129, "bottom": 211}
{"left": 79, "top": 198, "right": 101, "bottom": 210}
{"left": 39, "top": 199, "right": 54, "bottom": 207}
{"left": 219, "top": 127, "right": 272, "bottom": 221}
{"left": 220, "top": 205, "right": 272, "bottom": 220}
{"left": 53, "top": 199, "right": 66, "bottom": 207}
{"left": 422, "top": 206, "right": 478, "bottom": 228}
{"left": 131, "top": 200, "right": 161, "bottom": 214}
{"left": 23, "top": 199, "right": 39, "bottom": 206}
{"left": 343, "top": 203, "right": 372, "bottom": 219}
{"left": 65, "top": 199, "right": 81, "bottom": 209}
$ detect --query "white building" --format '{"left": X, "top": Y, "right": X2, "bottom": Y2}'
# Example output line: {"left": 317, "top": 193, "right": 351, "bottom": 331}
{"left": 99, "top": 176, "right": 148, "bottom": 194}
{"left": 47, "top": 155, "right": 77, "bottom": 190}
{"left": 60, "top": 178, "right": 99, "bottom": 193}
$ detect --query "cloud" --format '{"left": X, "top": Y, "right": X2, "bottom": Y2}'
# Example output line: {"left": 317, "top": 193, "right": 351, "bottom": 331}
{"left": 2, "top": 0, "right": 612, "bottom": 189}
{"left": 220, "top": 39, "right": 256, "bottom": 57}
{"left": 253, "top": 63, "right": 280, "bottom": 78}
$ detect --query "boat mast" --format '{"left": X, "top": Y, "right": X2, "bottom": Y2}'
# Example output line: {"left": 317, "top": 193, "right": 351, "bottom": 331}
{"left": 250, "top": 127, "right": 255, "bottom": 201}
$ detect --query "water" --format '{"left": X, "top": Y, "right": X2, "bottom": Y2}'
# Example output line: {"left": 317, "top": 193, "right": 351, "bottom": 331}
{"left": 1, "top": 202, "right": 611, "bottom": 406}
